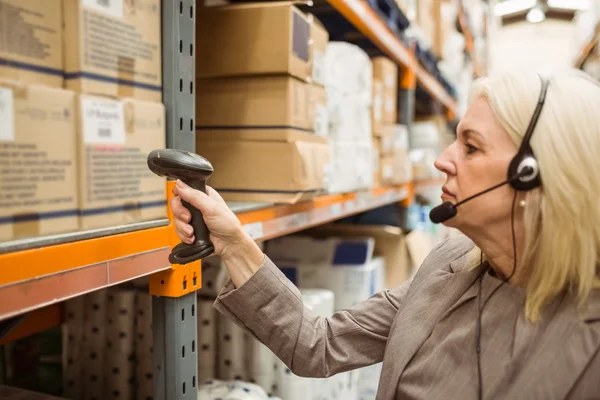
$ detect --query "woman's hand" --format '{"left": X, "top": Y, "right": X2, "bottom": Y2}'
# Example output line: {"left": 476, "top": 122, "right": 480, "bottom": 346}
{"left": 171, "top": 180, "right": 264, "bottom": 287}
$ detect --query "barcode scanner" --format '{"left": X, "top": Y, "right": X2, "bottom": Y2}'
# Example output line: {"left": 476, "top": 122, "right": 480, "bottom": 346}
{"left": 147, "top": 149, "right": 215, "bottom": 265}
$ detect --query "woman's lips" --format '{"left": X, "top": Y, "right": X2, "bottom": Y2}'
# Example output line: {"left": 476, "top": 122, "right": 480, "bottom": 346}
{"left": 441, "top": 187, "right": 456, "bottom": 202}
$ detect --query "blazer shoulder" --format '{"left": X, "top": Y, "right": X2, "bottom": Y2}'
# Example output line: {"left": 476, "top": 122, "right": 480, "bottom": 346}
{"left": 416, "top": 234, "right": 476, "bottom": 277}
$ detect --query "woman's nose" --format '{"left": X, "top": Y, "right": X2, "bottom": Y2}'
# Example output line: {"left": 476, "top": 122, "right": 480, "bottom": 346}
{"left": 434, "top": 149, "right": 456, "bottom": 176}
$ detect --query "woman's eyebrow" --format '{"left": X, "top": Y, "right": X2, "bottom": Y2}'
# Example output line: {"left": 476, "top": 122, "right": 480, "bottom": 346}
{"left": 463, "top": 129, "right": 486, "bottom": 142}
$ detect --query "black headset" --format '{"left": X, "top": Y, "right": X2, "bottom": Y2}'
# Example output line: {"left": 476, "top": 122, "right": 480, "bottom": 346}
{"left": 429, "top": 75, "right": 550, "bottom": 225}
{"left": 507, "top": 75, "right": 549, "bottom": 191}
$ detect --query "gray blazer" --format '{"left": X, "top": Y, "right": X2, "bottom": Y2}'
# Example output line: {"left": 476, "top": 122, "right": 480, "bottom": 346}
{"left": 214, "top": 235, "right": 600, "bottom": 399}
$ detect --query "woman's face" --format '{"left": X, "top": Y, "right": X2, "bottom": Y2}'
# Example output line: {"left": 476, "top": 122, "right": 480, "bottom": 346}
{"left": 434, "top": 96, "right": 519, "bottom": 229}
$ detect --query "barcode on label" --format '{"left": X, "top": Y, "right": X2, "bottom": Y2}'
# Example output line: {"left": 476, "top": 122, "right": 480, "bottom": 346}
{"left": 97, "top": 0, "right": 109, "bottom": 6}
{"left": 98, "top": 128, "right": 112, "bottom": 138}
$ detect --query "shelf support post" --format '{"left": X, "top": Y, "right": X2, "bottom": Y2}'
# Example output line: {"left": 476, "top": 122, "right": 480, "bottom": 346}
{"left": 151, "top": 1, "right": 200, "bottom": 399}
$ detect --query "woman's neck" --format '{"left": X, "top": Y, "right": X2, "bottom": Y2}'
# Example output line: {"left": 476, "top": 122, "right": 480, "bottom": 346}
{"left": 464, "top": 221, "right": 529, "bottom": 287}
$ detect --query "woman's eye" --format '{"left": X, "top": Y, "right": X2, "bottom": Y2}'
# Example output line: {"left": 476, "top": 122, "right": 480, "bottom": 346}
{"left": 465, "top": 144, "right": 478, "bottom": 154}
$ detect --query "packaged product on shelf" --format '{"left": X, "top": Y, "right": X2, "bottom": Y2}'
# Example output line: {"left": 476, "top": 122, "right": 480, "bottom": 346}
{"left": 0, "top": 80, "right": 78, "bottom": 242}
{"left": 62, "top": 0, "right": 162, "bottom": 101}
{"left": 310, "top": 83, "right": 328, "bottom": 137}
{"left": 217, "top": 313, "right": 248, "bottom": 381}
{"left": 308, "top": 224, "right": 414, "bottom": 288}
{"left": 197, "top": 297, "right": 217, "bottom": 381}
{"left": 325, "top": 42, "right": 372, "bottom": 99}
{"left": 326, "top": 141, "right": 373, "bottom": 194}
{"left": 328, "top": 96, "right": 372, "bottom": 142}
{"left": 308, "top": 14, "right": 329, "bottom": 87}
{"left": 76, "top": 95, "right": 167, "bottom": 230}
{"left": 267, "top": 235, "right": 384, "bottom": 311}
{"left": 197, "top": 3, "right": 310, "bottom": 80}
{"left": 0, "top": 0, "right": 63, "bottom": 88}
{"left": 196, "top": 76, "right": 312, "bottom": 131}
{"left": 196, "top": 129, "right": 329, "bottom": 204}
{"left": 372, "top": 57, "right": 398, "bottom": 124}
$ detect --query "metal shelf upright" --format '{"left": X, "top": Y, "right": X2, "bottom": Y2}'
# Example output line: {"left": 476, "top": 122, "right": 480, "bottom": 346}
{"left": 151, "top": 1, "right": 199, "bottom": 399}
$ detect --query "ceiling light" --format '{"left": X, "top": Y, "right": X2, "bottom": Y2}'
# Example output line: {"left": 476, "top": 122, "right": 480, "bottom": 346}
{"left": 526, "top": 4, "right": 546, "bottom": 23}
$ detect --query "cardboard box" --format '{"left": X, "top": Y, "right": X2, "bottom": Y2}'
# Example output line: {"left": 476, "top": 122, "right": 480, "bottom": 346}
{"left": 380, "top": 149, "right": 412, "bottom": 185}
{"left": 0, "top": 80, "right": 78, "bottom": 241}
{"left": 372, "top": 79, "right": 384, "bottom": 135}
{"left": 197, "top": 3, "right": 310, "bottom": 81}
{"left": 77, "top": 95, "right": 167, "bottom": 230}
{"left": 308, "top": 15, "right": 328, "bottom": 87}
{"left": 310, "top": 84, "right": 328, "bottom": 137}
{"left": 0, "top": 0, "right": 63, "bottom": 88}
{"left": 372, "top": 57, "right": 398, "bottom": 123}
{"left": 196, "top": 129, "right": 329, "bottom": 204}
{"left": 196, "top": 76, "right": 311, "bottom": 131}
{"left": 63, "top": 0, "right": 162, "bottom": 101}
{"left": 307, "top": 224, "right": 414, "bottom": 288}
{"left": 375, "top": 125, "right": 397, "bottom": 156}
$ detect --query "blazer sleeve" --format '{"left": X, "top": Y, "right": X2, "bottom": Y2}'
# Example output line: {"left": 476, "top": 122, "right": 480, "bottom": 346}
{"left": 213, "top": 255, "right": 413, "bottom": 378}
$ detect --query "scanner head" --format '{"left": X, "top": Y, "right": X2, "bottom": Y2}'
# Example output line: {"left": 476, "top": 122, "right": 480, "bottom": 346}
{"left": 147, "top": 149, "right": 213, "bottom": 181}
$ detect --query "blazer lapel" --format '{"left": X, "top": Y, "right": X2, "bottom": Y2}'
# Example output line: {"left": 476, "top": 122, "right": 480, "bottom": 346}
{"left": 507, "top": 292, "right": 600, "bottom": 400}
{"left": 376, "top": 251, "right": 483, "bottom": 400}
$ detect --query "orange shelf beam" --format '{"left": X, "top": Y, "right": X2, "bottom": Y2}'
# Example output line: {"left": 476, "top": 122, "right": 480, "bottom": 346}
{"left": 327, "top": 0, "right": 457, "bottom": 115}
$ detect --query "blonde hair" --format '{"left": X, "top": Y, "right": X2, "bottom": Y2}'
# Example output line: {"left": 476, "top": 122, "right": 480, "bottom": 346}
{"left": 468, "top": 69, "right": 600, "bottom": 322}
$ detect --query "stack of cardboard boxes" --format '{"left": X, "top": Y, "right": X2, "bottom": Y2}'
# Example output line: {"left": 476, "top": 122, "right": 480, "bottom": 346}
{"left": 370, "top": 57, "right": 412, "bottom": 187}
{"left": 0, "top": 0, "right": 166, "bottom": 241}
{"left": 195, "top": 3, "right": 330, "bottom": 204}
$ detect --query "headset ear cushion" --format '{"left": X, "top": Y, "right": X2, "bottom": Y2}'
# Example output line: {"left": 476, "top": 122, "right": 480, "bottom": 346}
{"left": 508, "top": 155, "right": 541, "bottom": 191}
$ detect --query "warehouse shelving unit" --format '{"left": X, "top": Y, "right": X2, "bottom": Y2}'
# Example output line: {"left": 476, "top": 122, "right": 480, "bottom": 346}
{"left": 455, "top": 0, "right": 485, "bottom": 77}
{"left": 0, "top": 0, "right": 458, "bottom": 398}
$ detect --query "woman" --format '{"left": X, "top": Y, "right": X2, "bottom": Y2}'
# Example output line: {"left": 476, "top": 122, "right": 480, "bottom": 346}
{"left": 172, "top": 69, "right": 600, "bottom": 399}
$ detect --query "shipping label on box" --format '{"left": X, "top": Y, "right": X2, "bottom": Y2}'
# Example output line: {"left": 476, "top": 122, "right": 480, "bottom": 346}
{"left": 196, "top": 76, "right": 311, "bottom": 131}
{"left": 77, "top": 95, "right": 166, "bottom": 229}
{"left": 0, "top": 82, "right": 78, "bottom": 241}
{"left": 197, "top": 3, "right": 310, "bottom": 81}
{"left": 0, "top": 0, "right": 63, "bottom": 88}
{"left": 63, "top": 0, "right": 162, "bottom": 101}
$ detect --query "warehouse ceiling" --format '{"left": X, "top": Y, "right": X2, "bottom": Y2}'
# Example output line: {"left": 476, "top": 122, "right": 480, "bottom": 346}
{"left": 494, "top": 0, "right": 589, "bottom": 25}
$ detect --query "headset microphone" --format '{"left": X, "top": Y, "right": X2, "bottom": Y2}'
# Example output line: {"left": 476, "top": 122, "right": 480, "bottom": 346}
{"left": 429, "top": 167, "right": 534, "bottom": 224}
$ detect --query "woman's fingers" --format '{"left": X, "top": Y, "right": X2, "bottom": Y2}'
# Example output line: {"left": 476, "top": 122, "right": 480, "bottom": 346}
{"left": 174, "top": 217, "right": 195, "bottom": 244}
{"left": 170, "top": 195, "right": 191, "bottom": 223}
{"left": 174, "top": 180, "right": 215, "bottom": 215}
